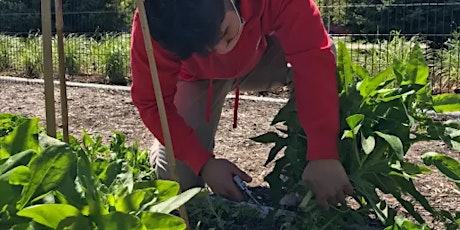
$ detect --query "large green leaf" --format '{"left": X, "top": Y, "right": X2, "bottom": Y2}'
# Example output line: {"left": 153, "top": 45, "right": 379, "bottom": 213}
{"left": 390, "top": 174, "right": 437, "bottom": 216}
{"left": 379, "top": 89, "right": 416, "bottom": 103}
{"left": 82, "top": 130, "right": 96, "bottom": 154}
{"left": 0, "top": 168, "right": 22, "bottom": 208}
{"left": 9, "top": 165, "right": 31, "bottom": 186}
{"left": 361, "top": 133, "right": 376, "bottom": 155}
{"left": 404, "top": 44, "right": 429, "bottom": 86}
{"left": 154, "top": 180, "right": 180, "bottom": 202}
{"left": 56, "top": 216, "right": 92, "bottom": 230}
{"left": 432, "top": 94, "right": 460, "bottom": 113}
{"left": 0, "top": 113, "right": 29, "bottom": 138}
{"left": 359, "top": 68, "right": 394, "bottom": 98}
{"left": 422, "top": 152, "right": 460, "bottom": 188}
{"left": 140, "top": 212, "right": 186, "bottom": 230}
{"left": 9, "top": 222, "right": 36, "bottom": 230}
{"left": 393, "top": 194, "right": 424, "bottom": 224}
{"left": 99, "top": 212, "right": 145, "bottom": 230}
{"left": 271, "top": 99, "right": 296, "bottom": 125}
{"left": 150, "top": 187, "right": 201, "bottom": 214}
{"left": 352, "top": 63, "right": 371, "bottom": 80}
{"left": 115, "top": 190, "right": 146, "bottom": 213}
{"left": 92, "top": 159, "right": 110, "bottom": 179}
{"left": 393, "top": 59, "right": 406, "bottom": 85}
{"left": 264, "top": 137, "right": 287, "bottom": 166}
{"left": 55, "top": 171, "right": 86, "bottom": 209}
{"left": 17, "top": 144, "right": 75, "bottom": 209}
{"left": 39, "top": 134, "right": 68, "bottom": 149}
{"left": 250, "top": 132, "right": 281, "bottom": 144}
{"left": 400, "top": 162, "right": 432, "bottom": 176}
{"left": 443, "top": 120, "right": 460, "bottom": 130}
{"left": 375, "top": 132, "right": 404, "bottom": 159}
{"left": 265, "top": 155, "right": 291, "bottom": 203}
{"left": 337, "top": 41, "right": 354, "bottom": 94}
{"left": 16, "top": 204, "right": 80, "bottom": 229}
{"left": 109, "top": 171, "right": 135, "bottom": 198}
{"left": 98, "top": 160, "right": 123, "bottom": 187}
{"left": 0, "top": 118, "right": 41, "bottom": 158}
{"left": 76, "top": 152, "right": 106, "bottom": 217}
{"left": 0, "top": 149, "right": 35, "bottom": 174}
{"left": 352, "top": 177, "right": 392, "bottom": 225}
{"left": 426, "top": 123, "right": 460, "bottom": 152}
{"left": 346, "top": 114, "right": 365, "bottom": 130}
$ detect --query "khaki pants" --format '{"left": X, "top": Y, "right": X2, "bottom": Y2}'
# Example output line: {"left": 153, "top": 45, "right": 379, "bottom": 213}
{"left": 150, "top": 36, "right": 336, "bottom": 190}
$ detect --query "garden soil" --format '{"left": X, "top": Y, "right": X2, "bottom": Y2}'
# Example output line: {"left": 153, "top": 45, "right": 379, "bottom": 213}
{"left": 1, "top": 79, "right": 459, "bottom": 229}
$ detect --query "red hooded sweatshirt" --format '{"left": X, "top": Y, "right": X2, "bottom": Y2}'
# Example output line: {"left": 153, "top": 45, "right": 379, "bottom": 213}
{"left": 130, "top": 0, "right": 340, "bottom": 175}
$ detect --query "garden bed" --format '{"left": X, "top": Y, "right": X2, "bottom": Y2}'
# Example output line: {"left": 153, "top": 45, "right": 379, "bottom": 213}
{"left": 1, "top": 79, "right": 459, "bottom": 229}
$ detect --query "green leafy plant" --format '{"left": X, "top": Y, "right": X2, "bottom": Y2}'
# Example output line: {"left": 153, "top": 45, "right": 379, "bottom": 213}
{"left": 18, "top": 35, "right": 42, "bottom": 78}
{"left": 186, "top": 194, "right": 274, "bottom": 230}
{"left": 432, "top": 31, "right": 460, "bottom": 93}
{"left": 105, "top": 48, "right": 127, "bottom": 85}
{"left": 0, "top": 113, "right": 201, "bottom": 229}
{"left": 62, "top": 36, "right": 83, "bottom": 75}
{"left": 0, "top": 36, "right": 11, "bottom": 71}
{"left": 102, "top": 34, "right": 129, "bottom": 85}
{"left": 251, "top": 41, "right": 460, "bottom": 229}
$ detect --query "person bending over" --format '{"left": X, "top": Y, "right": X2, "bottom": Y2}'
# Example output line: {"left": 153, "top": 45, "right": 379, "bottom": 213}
{"left": 129, "top": 0, "right": 353, "bottom": 210}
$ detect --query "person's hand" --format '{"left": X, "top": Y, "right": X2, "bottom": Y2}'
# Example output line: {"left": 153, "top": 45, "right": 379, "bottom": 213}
{"left": 200, "top": 158, "right": 252, "bottom": 201}
{"left": 302, "top": 159, "right": 353, "bottom": 210}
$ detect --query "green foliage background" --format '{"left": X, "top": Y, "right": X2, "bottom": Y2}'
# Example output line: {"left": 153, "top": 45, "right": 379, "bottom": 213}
{"left": 0, "top": 0, "right": 135, "bottom": 34}
{"left": 316, "top": 0, "right": 460, "bottom": 44}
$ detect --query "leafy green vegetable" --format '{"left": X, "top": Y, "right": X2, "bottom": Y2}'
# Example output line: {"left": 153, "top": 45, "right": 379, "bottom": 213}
{"left": 0, "top": 114, "right": 200, "bottom": 229}
{"left": 432, "top": 94, "right": 460, "bottom": 113}
{"left": 251, "top": 41, "right": 460, "bottom": 229}
{"left": 140, "top": 212, "right": 186, "bottom": 230}
{"left": 9, "top": 166, "right": 31, "bottom": 186}
{"left": 16, "top": 204, "right": 80, "bottom": 229}
{"left": 150, "top": 187, "right": 202, "bottom": 214}
{"left": 99, "top": 212, "right": 145, "bottom": 230}
{"left": 422, "top": 152, "right": 460, "bottom": 189}
{"left": 0, "top": 117, "right": 41, "bottom": 159}
{"left": 17, "top": 144, "right": 75, "bottom": 210}
{"left": 0, "top": 150, "right": 34, "bottom": 175}
{"left": 0, "top": 114, "right": 29, "bottom": 138}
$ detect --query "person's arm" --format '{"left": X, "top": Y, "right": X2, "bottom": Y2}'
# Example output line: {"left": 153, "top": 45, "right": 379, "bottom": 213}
{"left": 270, "top": 0, "right": 340, "bottom": 161}
{"left": 130, "top": 11, "right": 213, "bottom": 175}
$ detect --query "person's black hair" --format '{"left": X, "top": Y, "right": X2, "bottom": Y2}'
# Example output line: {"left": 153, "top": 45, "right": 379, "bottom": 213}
{"left": 144, "top": 0, "right": 226, "bottom": 60}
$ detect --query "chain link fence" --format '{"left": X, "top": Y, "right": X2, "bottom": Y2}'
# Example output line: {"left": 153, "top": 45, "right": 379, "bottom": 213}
{"left": 0, "top": 0, "right": 458, "bottom": 93}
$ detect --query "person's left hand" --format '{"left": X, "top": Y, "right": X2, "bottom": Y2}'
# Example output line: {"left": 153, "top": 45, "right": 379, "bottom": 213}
{"left": 302, "top": 159, "right": 353, "bottom": 210}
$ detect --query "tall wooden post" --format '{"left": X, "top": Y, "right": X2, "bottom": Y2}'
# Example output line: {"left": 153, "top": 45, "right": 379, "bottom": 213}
{"left": 54, "top": 0, "right": 69, "bottom": 143}
{"left": 41, "top": 0, "right": 56, "bottom": 137}
{"left": 134, "top": 0, "right": 190, "bottom": 228}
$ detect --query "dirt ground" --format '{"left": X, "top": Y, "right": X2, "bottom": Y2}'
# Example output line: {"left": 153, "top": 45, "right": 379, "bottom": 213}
{"left": 1, "top": 79, "right": 459, "bottom": 229}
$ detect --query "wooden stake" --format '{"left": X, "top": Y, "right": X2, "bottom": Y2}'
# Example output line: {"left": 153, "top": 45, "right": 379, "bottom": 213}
{"left": 54, "top": 0, "right": 69, "bottom": 143}
{"left": 134, "top": 0, "right": 190, "bottom": 228}
{"left": 41, "top": 0, "right": 56, "bottom": 137}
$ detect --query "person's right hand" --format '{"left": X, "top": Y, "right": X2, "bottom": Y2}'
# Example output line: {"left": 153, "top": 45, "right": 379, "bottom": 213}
{"left": 200, "top": 158, "right": 252, "bottom": 201}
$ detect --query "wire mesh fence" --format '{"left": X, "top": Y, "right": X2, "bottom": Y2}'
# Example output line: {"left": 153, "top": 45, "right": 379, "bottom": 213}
{"left": 317, "top": 0, "right": 460, "bottom": 94}
{"left": 0, "top": 0, "right": 458, "bottom": 93}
